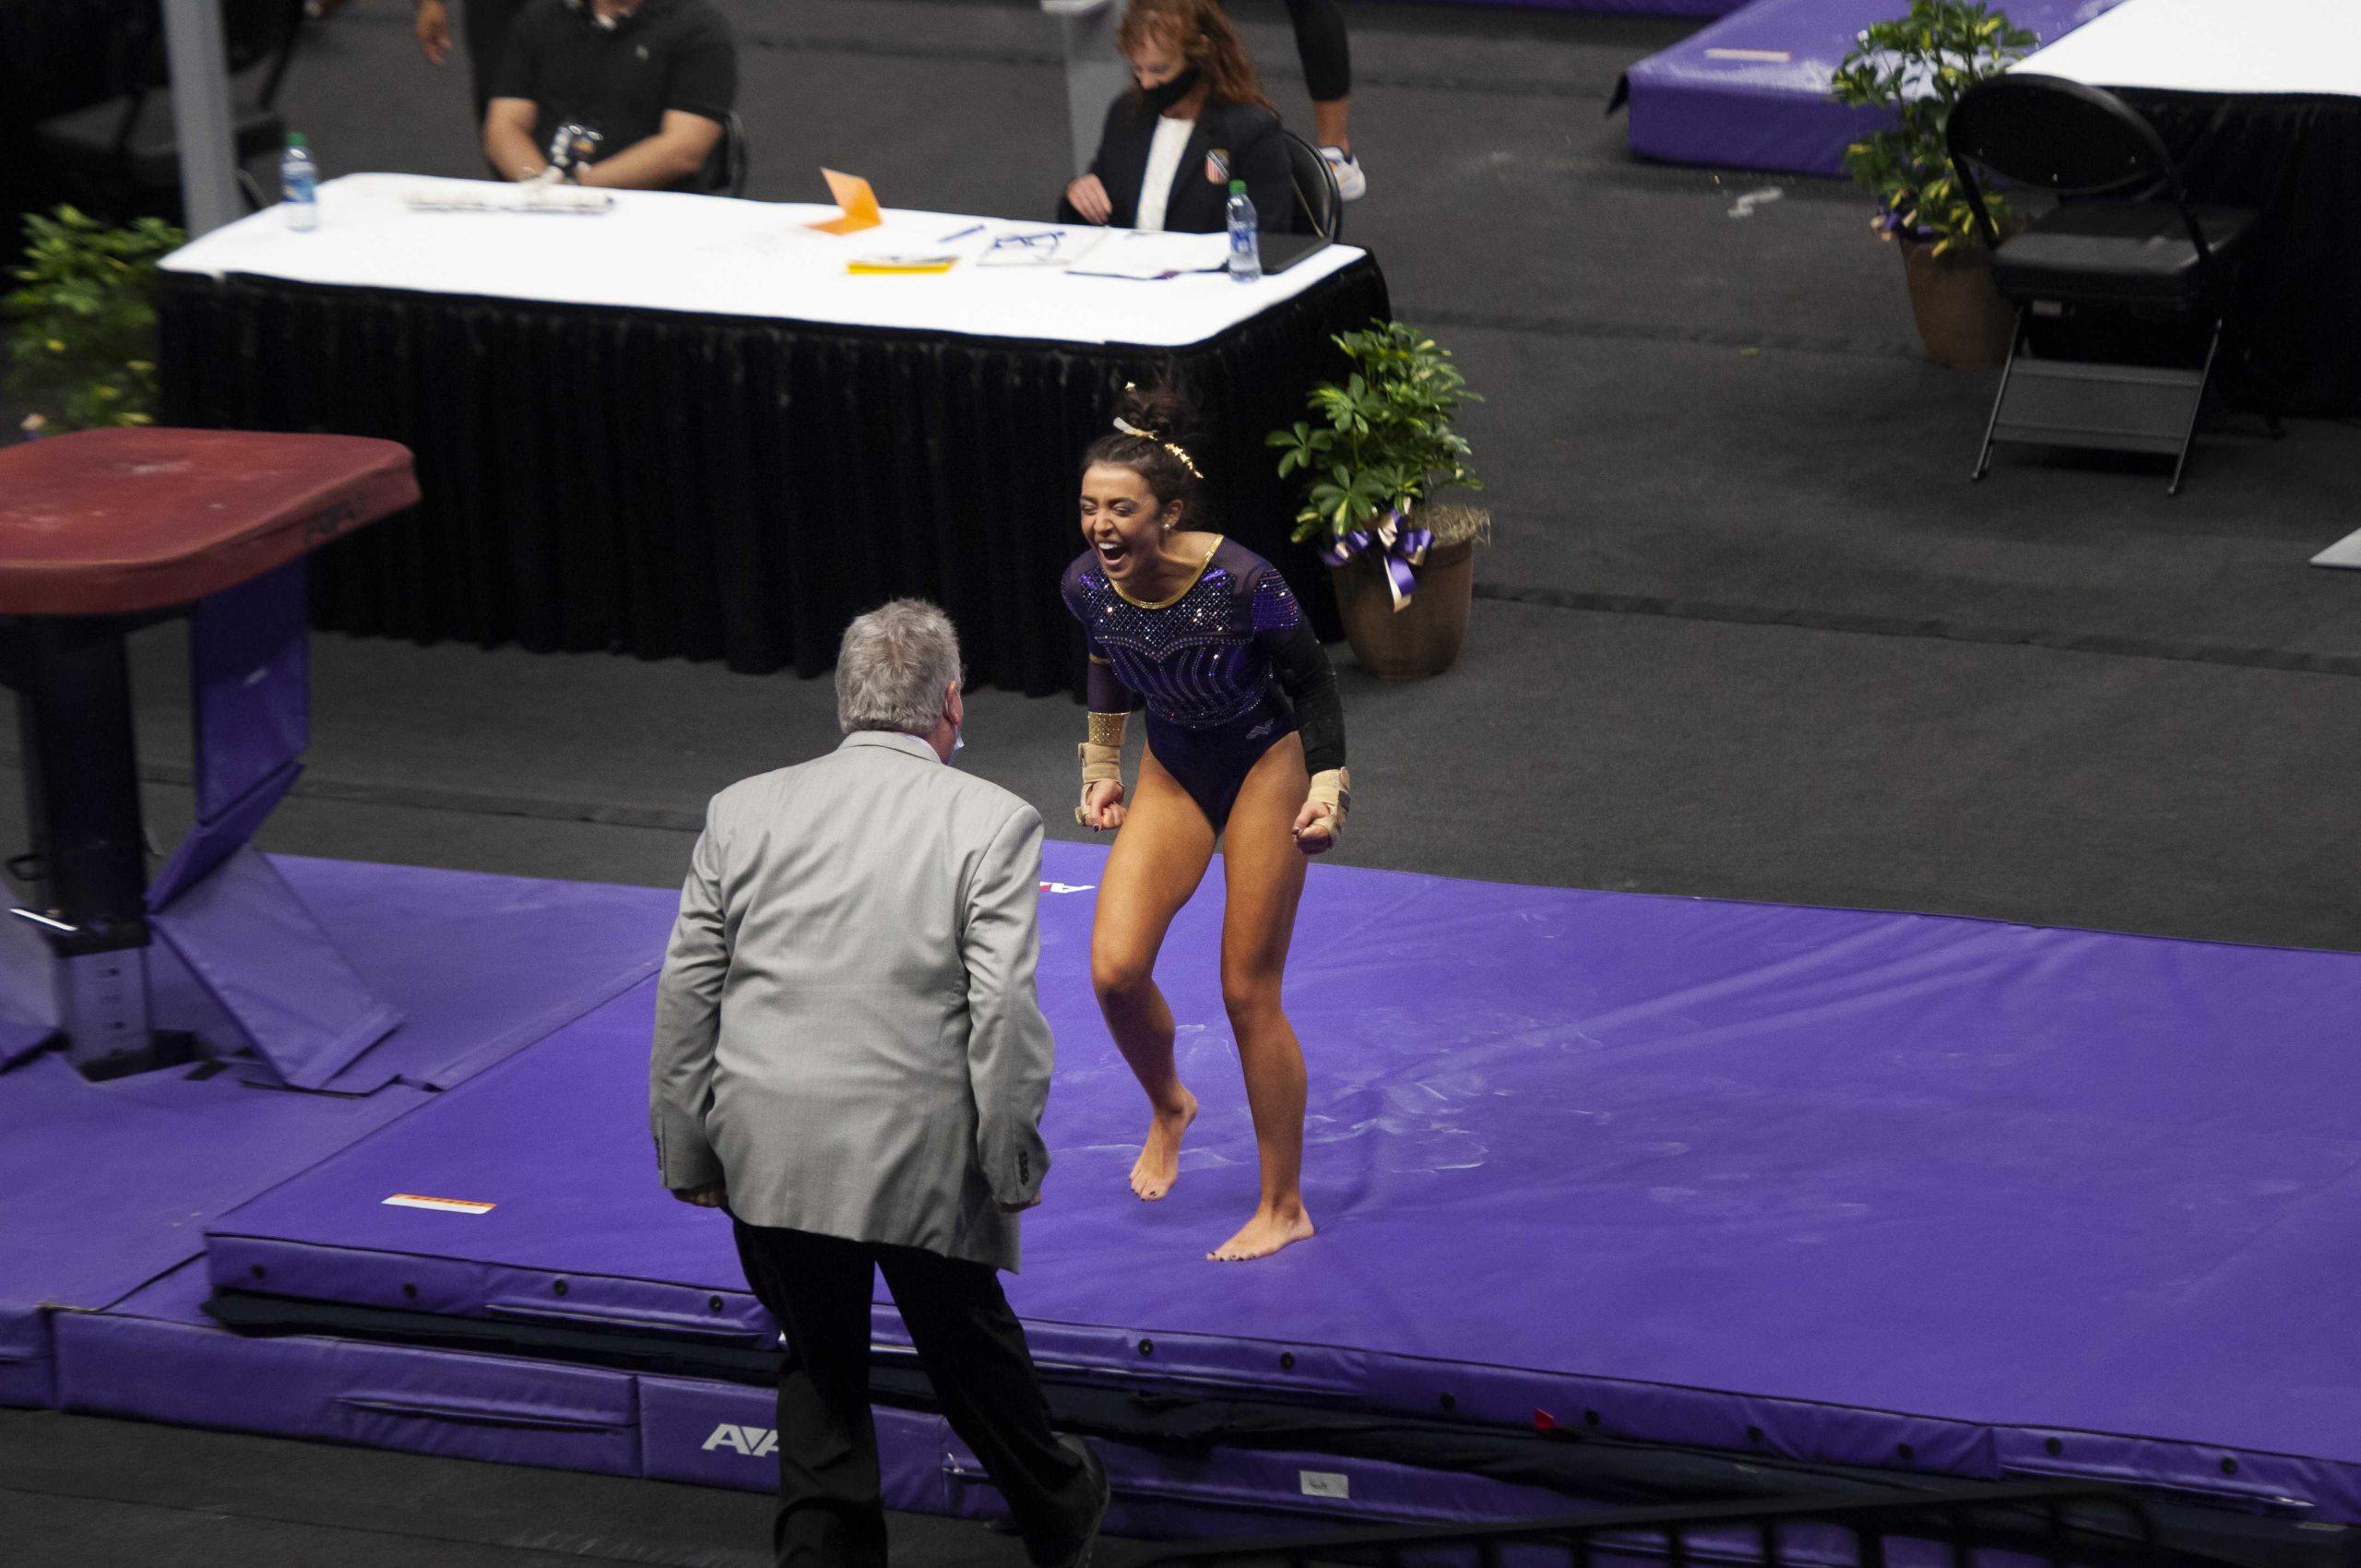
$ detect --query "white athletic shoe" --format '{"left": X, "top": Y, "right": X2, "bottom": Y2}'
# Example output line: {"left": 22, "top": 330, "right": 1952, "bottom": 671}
{"left": 1320, "top": 146, "right": 1367, "bottom": 202}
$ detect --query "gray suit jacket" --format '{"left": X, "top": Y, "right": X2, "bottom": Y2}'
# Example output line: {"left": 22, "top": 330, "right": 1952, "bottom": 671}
{"left": 649, "top": 731, "right": 1055, "bottom": 1272}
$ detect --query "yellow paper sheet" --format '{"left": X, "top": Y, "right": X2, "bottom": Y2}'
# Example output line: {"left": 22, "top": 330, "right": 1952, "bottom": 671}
{"left": 846, "top": 256, "right": 957, "bottom": 275}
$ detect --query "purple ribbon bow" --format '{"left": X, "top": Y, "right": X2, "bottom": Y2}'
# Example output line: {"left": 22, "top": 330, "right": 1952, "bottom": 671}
{"left": 1322, "top": 506, "right": 1433, "bottom": 611}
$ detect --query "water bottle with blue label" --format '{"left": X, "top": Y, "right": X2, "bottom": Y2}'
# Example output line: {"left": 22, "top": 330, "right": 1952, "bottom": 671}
{"left": 1225, "top": 179, "right": 1260, "bottom": 284}
{"left": 280, "top": 132, "right": 319, "bottom": 231}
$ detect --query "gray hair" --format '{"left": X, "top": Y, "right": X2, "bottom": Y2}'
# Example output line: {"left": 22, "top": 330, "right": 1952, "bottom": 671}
{"left": 836, "top": 600, "right": 963, "bottom": 736}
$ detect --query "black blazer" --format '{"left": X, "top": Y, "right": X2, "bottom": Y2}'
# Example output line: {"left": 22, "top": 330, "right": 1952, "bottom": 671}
{"left": 1059, "top": 93, "right": 1300, "bottom": 235}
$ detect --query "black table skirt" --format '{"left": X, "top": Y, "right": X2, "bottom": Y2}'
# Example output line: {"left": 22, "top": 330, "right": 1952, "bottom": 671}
{"left": 155, "top": 258, "right": 1390, "bottom": 696}
{"left": 2131, "top": 90, "right": 2361, "bottom": 416}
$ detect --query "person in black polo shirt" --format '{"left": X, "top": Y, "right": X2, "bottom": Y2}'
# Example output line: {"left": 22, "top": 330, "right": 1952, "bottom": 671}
{"left": 483, "top": 0, "right": 736, "bottom": 193}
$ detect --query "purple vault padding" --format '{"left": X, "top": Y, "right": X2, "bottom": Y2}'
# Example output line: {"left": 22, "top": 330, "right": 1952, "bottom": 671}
{"left": 150, "top": 846, "right": 403, "bottom": 1089}
{"left": 144, "top": 562, "right": 405, "bottom": 1086}
{"left": 255, "top": 855, "right": 679, "bottom": 1092}
{"left": 203, "top": 843, "right": 2361, "bottom": 1520}
{"left": 1618, "top": 0, "right": 2126, "bottom": 175}
{"left": 187, "top": 564, "right": 309, "bottom": 817}
{"left": 0, "top": 855, "right": 680, "bottom": 1408}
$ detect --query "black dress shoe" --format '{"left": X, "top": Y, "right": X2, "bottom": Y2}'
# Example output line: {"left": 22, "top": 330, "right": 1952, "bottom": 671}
{"left": 1037, "top": 1434, "right": 1109, "bottom": 1568}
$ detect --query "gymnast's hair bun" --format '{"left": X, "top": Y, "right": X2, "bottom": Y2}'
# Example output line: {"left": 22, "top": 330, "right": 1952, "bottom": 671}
{"left": 1084, "top": 377, "right": 1207, "bottom": 503}
{"left": 1112, "top": 380, "right": 1197, "bottom": 445}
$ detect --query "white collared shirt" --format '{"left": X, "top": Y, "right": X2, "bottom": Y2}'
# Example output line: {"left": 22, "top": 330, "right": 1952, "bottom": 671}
{"left": 1134, "top": 114, "right": 1194, "bottom": 233}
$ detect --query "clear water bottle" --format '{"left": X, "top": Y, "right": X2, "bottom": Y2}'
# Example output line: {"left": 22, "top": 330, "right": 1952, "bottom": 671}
{"left": 280, "top": 133, "right": 319, "bottom": 231}
{"left": 1225, "top": 179, "right": 1260, "bottom": 284}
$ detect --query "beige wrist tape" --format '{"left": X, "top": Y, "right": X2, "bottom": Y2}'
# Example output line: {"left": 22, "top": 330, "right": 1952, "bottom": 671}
{"left": 1076, "top": 730, "right": 1125, "bottom": 826}
{"left": 1305, "top": 767, "right": 1350, "bottom": 837}
{"left": 1077, "top": 740, "right": 1122, "bottom": 783}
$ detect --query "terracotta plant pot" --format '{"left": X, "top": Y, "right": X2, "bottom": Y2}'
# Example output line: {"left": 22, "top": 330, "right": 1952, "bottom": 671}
{"left": 1330, "top": 539, "right": 1476, "bottom": 681}
{"left": 1899, "top": 239, "right": 2016, "bottom": 371}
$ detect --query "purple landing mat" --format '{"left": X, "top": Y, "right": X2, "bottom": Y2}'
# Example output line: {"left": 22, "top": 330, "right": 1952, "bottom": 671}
{"left": 0, "top": 1301, "right": 53, "bottom": 1409}
{"left": 206, "top": 841, "right": 2361, "bottom": 1520}
{"left": 645, "top": 1376, "right": 1584, "bottom": 1538}
{"left": 0, "top": 1053, "right": 431, "bottom": 1409}
{"left": 0, "top": 856, "right": 679, "bottom": 1408}
{"left": 53, "top": 1263, "right": 640, "bottom": 1479}
{"left": 1619, "top": 0, "right": 2125, "bottom": 175}
{"left": 58, "top": 1265, "right": 1582, "bottom": 1541}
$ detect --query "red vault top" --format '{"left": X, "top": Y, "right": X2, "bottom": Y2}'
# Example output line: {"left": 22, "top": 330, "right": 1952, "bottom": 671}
{"left": 0, "top": 428, "right": 419, "bottom": 615}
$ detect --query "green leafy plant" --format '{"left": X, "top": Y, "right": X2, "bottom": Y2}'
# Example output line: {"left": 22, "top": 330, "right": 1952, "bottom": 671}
{"left": 1828, "top": 0, "right": 2037, "bottom": 255}
{"left": 4, "top": 206, "right": 184, "bottom": 434}
{"left": 1267, "top": 320, "right": 1482, "bottom": 543}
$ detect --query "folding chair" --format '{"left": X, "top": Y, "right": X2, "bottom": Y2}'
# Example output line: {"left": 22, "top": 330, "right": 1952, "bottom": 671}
{"left": 1947, "top": 72, "right": 2259, "bottom": 493}
{"left": 34, "top": 0, "right": 308, "bottom": 218}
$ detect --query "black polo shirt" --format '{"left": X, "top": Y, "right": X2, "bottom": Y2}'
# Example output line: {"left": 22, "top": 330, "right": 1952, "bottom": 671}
{"left": 487, "top": 0, "right": 736, "bottom": 179}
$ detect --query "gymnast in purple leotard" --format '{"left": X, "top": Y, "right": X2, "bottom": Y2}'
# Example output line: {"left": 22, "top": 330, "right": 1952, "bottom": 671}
{"left": 1061, "top": 384, "right": 1347, "bottom": 1265}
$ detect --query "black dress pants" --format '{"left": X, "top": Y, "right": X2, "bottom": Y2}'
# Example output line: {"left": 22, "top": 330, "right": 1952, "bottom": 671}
{"left": 1285, "top": 0, "right": 1351, "bottom": 104}
{"left": 732, "top": 1219, "right": 1098, "bottom": 1568}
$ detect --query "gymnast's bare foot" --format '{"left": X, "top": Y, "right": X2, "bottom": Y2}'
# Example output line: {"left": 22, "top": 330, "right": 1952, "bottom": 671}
{"left": 1208, "top": 1201, "right": 1314, "bottom": 1262}
{"left": 1131, "top": 1088, "right": 1198, "bottom": 1200}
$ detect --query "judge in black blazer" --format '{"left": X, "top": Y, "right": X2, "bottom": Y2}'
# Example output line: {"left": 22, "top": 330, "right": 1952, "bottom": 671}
{"left": 1060, "top": 0, "right": 1299, "bottom": 236}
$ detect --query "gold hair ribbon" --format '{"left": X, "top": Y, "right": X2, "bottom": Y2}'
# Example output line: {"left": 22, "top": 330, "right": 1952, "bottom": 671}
{"left": 1112, "top": 386, "right": 1206, "bottom": 480}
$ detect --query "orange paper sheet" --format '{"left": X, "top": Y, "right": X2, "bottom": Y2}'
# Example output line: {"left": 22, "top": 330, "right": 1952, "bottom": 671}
{"left": 807, "top": 169, "right": 883, "bottom": 235}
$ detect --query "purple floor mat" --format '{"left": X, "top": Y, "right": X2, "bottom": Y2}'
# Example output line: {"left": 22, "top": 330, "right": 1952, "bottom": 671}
{"left": 0, "top": 856, "right": 679, "bottom": 1408}
{"left": 203, "top": 842, "right": 2361, "bottom": 1519}
{"left": 59, "top": 1263, "right": 1570, "bottom": 1538}
{"left": 0, "top": 1054, "right": 431, "bottom": 1399}
{"left": 55, "top": 1262, "right": 642, "bottom": 1479}
{"left": 1619, "top": 0, "right": 2124, "bottom": 174}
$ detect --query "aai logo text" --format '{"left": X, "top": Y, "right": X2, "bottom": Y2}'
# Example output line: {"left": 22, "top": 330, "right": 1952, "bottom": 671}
{"left": 703, "top": 1422, "right": 778, "bottom": 1457}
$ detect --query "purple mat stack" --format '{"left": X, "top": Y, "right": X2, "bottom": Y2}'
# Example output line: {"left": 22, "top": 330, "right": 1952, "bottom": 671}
{"left": 12, "top": 845, "right": 2361, "bottom": 1539}
{"left": 1618, "top": 0, "right": 2128, "bottom": 174}
{"left": 1426, "top": 0, "right": 1743, "bottom": 13}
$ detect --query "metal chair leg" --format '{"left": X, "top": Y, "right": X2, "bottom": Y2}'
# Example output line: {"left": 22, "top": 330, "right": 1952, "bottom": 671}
{"left": 2168, "top": 316, "right": 2225, "bottom": 496}
{"left": 1972, "top": 308, "right": 2027, "bottom": 482}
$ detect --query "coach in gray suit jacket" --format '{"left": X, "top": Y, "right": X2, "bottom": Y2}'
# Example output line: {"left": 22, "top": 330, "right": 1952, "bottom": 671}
{"left": 651, "top": 600, "right": 1108, "bottom": 1568}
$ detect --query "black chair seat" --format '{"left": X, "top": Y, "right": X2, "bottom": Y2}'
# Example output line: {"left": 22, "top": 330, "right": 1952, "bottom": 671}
{"left": 38, "top": 91, "right": 289, "bottom": 190}
{"left": 1994, "top": 200, "right": 2257, "bottom": 309}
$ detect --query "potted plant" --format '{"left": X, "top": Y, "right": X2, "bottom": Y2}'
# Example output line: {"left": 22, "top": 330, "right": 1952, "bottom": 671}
{"left": 4, "top": 206, "right": 184, "bottom": 436}
{"left": 1268, "top": 321, "right": 1487, "bottom": 681}
{"left": 1829, "top": 0, "right": 2037, "bottom": 370}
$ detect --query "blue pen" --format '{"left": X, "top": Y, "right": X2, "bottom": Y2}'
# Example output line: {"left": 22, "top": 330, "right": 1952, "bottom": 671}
{"left": 937, "top": 222, "right": 986, "bottom": 244}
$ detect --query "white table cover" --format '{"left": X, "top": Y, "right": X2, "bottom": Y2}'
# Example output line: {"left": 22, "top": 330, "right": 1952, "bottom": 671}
{"left": 2016, "top": 0, "right": 2361, "bottom": 98}
{"left": 160, "top": 174, "right": 1365, "bottom": 350}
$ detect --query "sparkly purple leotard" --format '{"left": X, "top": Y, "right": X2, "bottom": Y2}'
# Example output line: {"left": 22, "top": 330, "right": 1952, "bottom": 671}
{"left": 1062, "top": 537, "right": 1346, "bottom": 829}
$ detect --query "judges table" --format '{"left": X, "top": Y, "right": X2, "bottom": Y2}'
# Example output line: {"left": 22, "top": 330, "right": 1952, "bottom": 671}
{"left": 155, "top": 175, "right": 1390, "bottom": 695}
{"left": 2016, "top": 0, "right": 2361, "bottom": 415}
